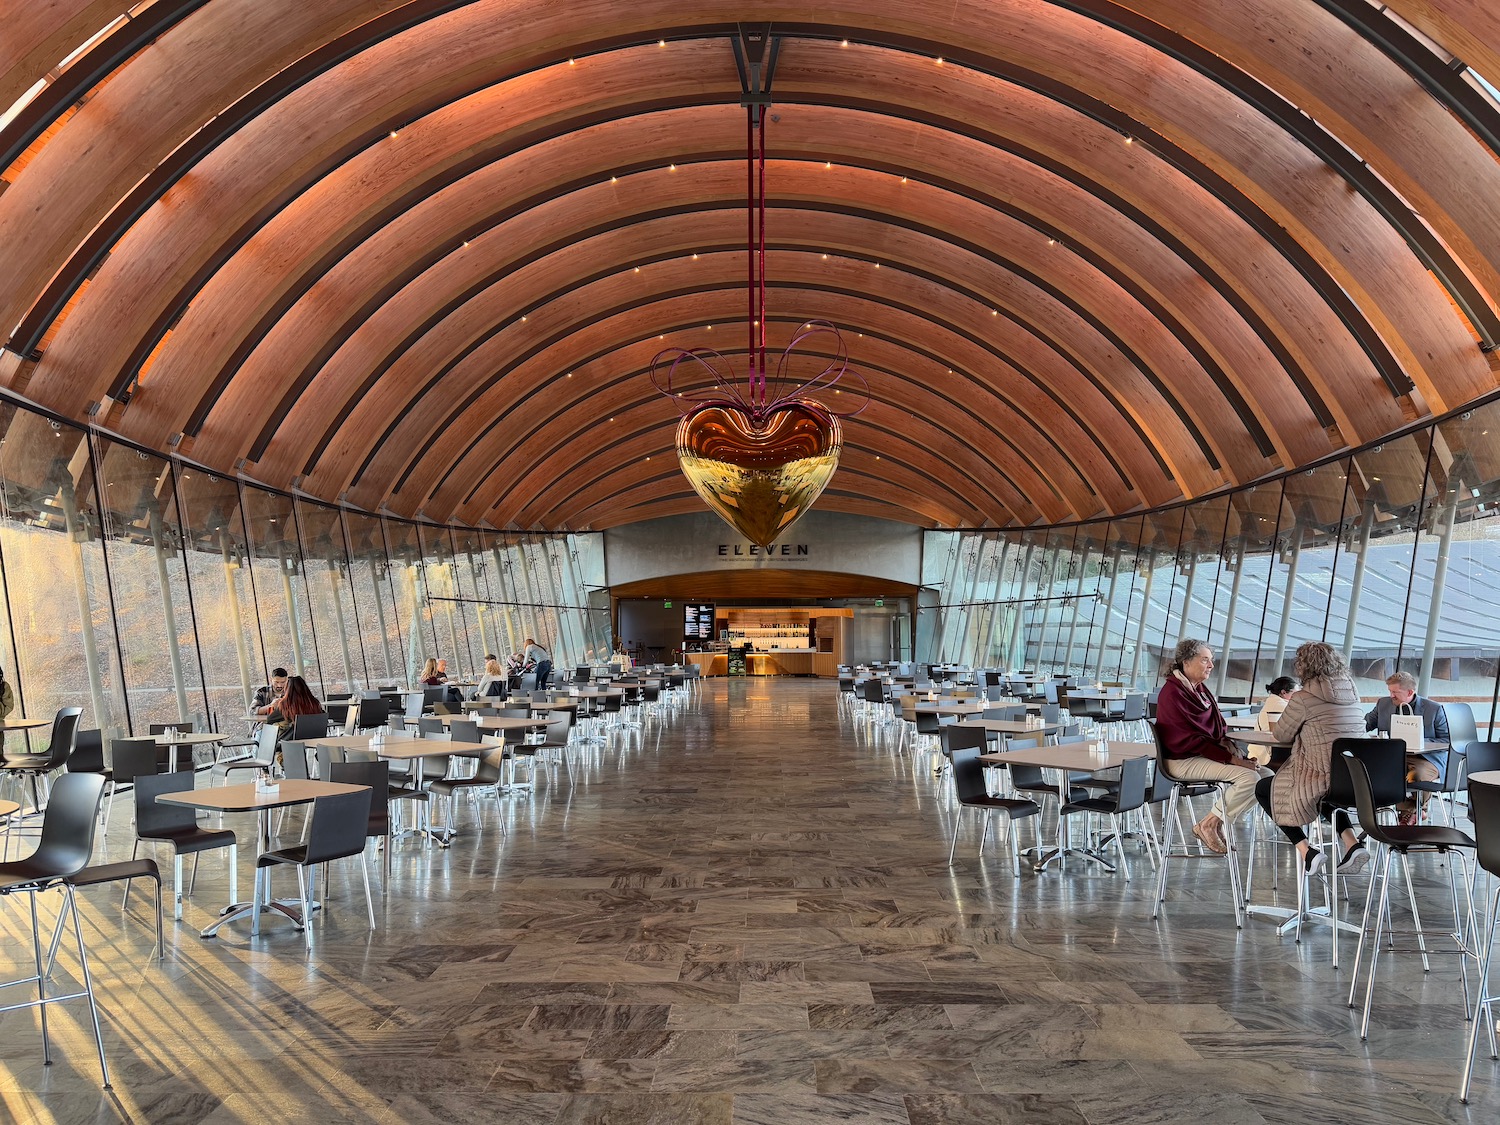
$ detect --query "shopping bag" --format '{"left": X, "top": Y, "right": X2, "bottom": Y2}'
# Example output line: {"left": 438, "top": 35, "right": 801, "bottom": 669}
{"left": 1389, "top": 706, "right": 1425, "bottom": 753}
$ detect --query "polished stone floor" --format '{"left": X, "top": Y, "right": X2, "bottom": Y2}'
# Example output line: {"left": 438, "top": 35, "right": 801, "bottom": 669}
{"left": 1, "top": 679, "right": 1497, "bottom": 1123}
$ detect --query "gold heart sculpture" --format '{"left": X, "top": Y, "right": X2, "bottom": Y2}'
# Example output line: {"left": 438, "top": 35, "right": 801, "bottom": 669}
{"left": 677, "top": 401, "right": 841, "bottom": 550}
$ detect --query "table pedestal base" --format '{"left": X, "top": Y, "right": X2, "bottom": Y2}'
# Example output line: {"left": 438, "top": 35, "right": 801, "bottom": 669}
{"left": 1246, "top": 903, "right": 1360, "bottom": 938}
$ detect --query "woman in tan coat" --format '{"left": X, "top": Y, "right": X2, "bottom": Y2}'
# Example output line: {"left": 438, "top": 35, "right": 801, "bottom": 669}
{"left": 1253, "top": 641, "right": 1369, "bottom": 876}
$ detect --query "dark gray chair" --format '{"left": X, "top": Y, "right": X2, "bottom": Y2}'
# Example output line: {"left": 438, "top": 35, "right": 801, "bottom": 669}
{"left": 0, "top": 772, "right": 111, "bottom": 1086}
{"left": 1461, "top": 775, "right": 1500, "bottom": 1103}
{"left": 353, "top": 697, "right": 388, "bottom": 733}
{"left": 1057, "top": 755, "right": 1151, "bottom": 879}
{"left": 0, "top": 707, "right": 82, "bottom": 817}
{"left": 947, "top": 746, "right": 1038, "bottom": 876}
{"left": 132, "top": 772, "right": 237, "bottom": 920}
{"left": 328, "top": 760, "right": 391, "bottom": 880}
{"left": 1344, "top": 752, "right": 1478, "bottom": 1042}
{"left": 254, "top": 787, "right": 375, "bottom": 948}
{"left": 291, "top": 712, "right": 330, "bottom": 740}
{"left": 65, "top": 727, "right": 114, "bottom": 833}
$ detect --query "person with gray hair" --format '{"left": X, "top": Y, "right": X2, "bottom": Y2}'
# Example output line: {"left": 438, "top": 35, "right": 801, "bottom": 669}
{"left": 1154, "top": 638, "right": 1271, "bottom": 854}
{"left": 1364, "top": 669, "right": 1449, "bottom": 824}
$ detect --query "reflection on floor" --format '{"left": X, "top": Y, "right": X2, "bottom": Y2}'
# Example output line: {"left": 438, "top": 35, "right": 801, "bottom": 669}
{"left": 1, "top": 679, "right": 1496, "bottom": 1124}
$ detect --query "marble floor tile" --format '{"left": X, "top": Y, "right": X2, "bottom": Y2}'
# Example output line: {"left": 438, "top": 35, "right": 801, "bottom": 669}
{"left": 732, "top": 1090, "right": 910, "bottom": 1124}
{"left": 812, "top": 1059, "right": 985, "bottom": 1094}
{"left": 903, "top": 1092, "right": 1088, "bottom": 1125}
{"left": 650, "top": 1058, "right": 817, "bottom": 1093}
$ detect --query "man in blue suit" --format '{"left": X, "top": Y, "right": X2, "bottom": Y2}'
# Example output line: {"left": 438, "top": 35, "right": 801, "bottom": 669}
{"left": 1365, "top": 671, "right": 1447, "bottom": 824}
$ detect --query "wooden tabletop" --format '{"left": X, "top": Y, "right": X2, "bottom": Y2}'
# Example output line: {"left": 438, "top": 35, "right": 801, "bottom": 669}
{"left": 1468, "top": 771, "right": 1500, "bottom": 786}
{"left": 1226, "top": 730, "right": 1285, "bottom": 746}
{"left": 1067, "top": 690, "right": 1130, "bottom": 701}
{"left": 0, "top": 718, "right": 52, "bottom": 731}
{"left": 981, "top": 741, "right": 1151, "bottom": 771}
{"left": 0, "top": 798, "right": 20, "bottom": 817}
{"left": 914, "top": 701, "right": 986, "bottom": 715}
{"left": 157, "top": 779, "right": 368, "bottom": 812}
{"left": 370, "top": 736, "right": 492, "bottom": 759}
{"left": 435, "top": 714, "right": 547, "bottom": 731}
{"left": 1228, "top": 728, "right": 1450, "bottom": 752}
{"left": 955, "top": 719, "right": 1064, "bottom": 736}
{"left": 151, "top": 732, "right": 227, "bottom": 746}
{"left": 532, "top": 700, "right": 579, "bottom": 711}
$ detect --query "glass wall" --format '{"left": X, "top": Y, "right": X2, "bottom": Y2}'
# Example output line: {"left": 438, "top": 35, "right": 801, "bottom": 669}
{"left": 920, "top": 393, "right": 1500, "bottom": 733}
{"left": 0, "top": 392, "right": 603, "bottom": 744}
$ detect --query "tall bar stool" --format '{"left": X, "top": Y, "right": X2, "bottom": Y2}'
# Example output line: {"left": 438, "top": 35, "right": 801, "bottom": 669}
{"left": 0, "top": 772, "right": 111, "bottom": 1087}
{"left": 1461, "top": 775, "right": 1500, "bottom": 1103}
{"left": 1149, "top": 726, "right": 1246, "bottom": 929}
{"left": 0, "top": 707, "right": 82, "bottom": 822}
{"left": 1343, "top": 752, "right": 1479, "bottom": 1042}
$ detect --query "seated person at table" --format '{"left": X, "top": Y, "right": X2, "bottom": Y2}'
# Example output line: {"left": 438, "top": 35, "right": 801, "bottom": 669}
{"left": 418, "top": 658, "right": 445, "bottom": 686}
{"left": 1254, "top": 642, "right": 1369, "bottom": 876}
{"left": 265, "top": 675, "right": 321, "bottom": 744}
{"left": 1365, "top": 670, "right": 1448, "bottom": 824}
{"left": 1155, "top": 638, "right": 1271, "bottom": 855}
{"left": 474, "top": 657, "right": 506, "bottom": 699}
{"left": 1255, "top": 676, "right": 1298, "bottom": 733}
{"left": 435, "top": 658, "right": 451, "bottom": 681}
{"left": 254, "top": 667, "right": 289, "bottom": 716}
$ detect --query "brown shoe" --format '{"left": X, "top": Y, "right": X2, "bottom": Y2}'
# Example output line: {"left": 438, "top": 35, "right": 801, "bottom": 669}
{"left": 1193, "top": 819, "right": 1228, "bottom": 855}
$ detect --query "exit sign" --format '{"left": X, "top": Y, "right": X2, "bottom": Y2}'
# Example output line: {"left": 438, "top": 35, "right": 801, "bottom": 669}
{"left": 663, "top": 600, "right": 673, "bottom": 608}
{"left": 875, "top": 598, "right": 884, "bottom": 607}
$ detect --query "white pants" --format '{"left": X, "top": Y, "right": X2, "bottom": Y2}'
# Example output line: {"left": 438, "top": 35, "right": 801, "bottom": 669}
{"left": 1163, "top": 756, "right": 1272, "bottom": 824}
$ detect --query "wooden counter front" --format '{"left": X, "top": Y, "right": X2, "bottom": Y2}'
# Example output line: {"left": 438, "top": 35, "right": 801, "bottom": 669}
{"left": 747, "top": 651, "right": 815, "bottom": 676}
{"left": 686, "top": 652, "right": 726, "bottom": 676}
{"left": 686, "top": 651, "right": 816, "bottom": 676}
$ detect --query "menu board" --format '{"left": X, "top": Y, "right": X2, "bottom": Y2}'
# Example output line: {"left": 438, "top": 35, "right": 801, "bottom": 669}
{"left": 683, "top": 603, "right": 716, "bottom": 641}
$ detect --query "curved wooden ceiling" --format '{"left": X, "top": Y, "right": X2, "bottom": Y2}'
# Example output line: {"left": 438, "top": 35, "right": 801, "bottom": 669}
{"left": 4, "top": 0, "right": 1500, "bottom": 532}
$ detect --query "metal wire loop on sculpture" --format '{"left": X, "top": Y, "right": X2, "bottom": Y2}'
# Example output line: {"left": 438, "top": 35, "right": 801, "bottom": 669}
{"left": 649, "top": 320, "right": 870, "bottom": 423}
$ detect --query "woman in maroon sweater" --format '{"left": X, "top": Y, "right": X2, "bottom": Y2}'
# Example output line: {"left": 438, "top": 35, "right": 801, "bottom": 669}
{"left": 1155, "top": 638, "right": 1270, "bottom": 854}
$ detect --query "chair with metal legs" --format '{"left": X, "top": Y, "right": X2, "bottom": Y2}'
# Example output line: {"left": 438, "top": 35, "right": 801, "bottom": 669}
{"left": 328, "top": 760, "right": 392, "bottom": 881}
{"left": 0, "top": 707, "right": 82, "bottom": 821}
{"left": 1343, "top": 752, "right": 1479, "bottom": 1042}
{"left": 947, "top": 746, "right": 1039, "bottom": 876}
{"left": 132, "top": 771, "right": 238, "bottom": 920}
{"left": 1149, "top": 726, "right": 1246, "bottom": 928}
{"left": 64, "top": 727, "right": 114, "bottom": 836}
{"left": 1461, "top": 775, "right": 1500, "bottom": 1103}
{"left": 429, "top": 746, "right": 504, "bottom": 834}
{"left": 52, "top": 854, "right": 164, "bottom": 971}
{"left": 254, "top": 787, "right": 375, "bottom": 949}
{"left": 1057, "top": 755, "right": 1151, "bottom": 880}
{"left": 0, "top": 772, "right": 111, "bottom": 1087}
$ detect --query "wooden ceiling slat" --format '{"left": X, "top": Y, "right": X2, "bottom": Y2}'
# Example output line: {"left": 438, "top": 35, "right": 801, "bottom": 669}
{"left": 0, "top": 1, "right": 120, "bottom": 116}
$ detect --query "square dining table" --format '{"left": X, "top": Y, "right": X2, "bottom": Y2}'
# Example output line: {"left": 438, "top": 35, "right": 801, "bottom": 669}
{"left": 306, "top": 733, "right": 498, "bottom": 844}
{"left": 980, "top": 740, "right": 1152, "bottom": 872}
{"left": 913, "top": 700, "right": 987, "bottom": 717}
{"left": 954, "top": 718, "right": 1064, "bottom": 739}
{"left": 157, "top": 779, "right": 369, "bottom": 938}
